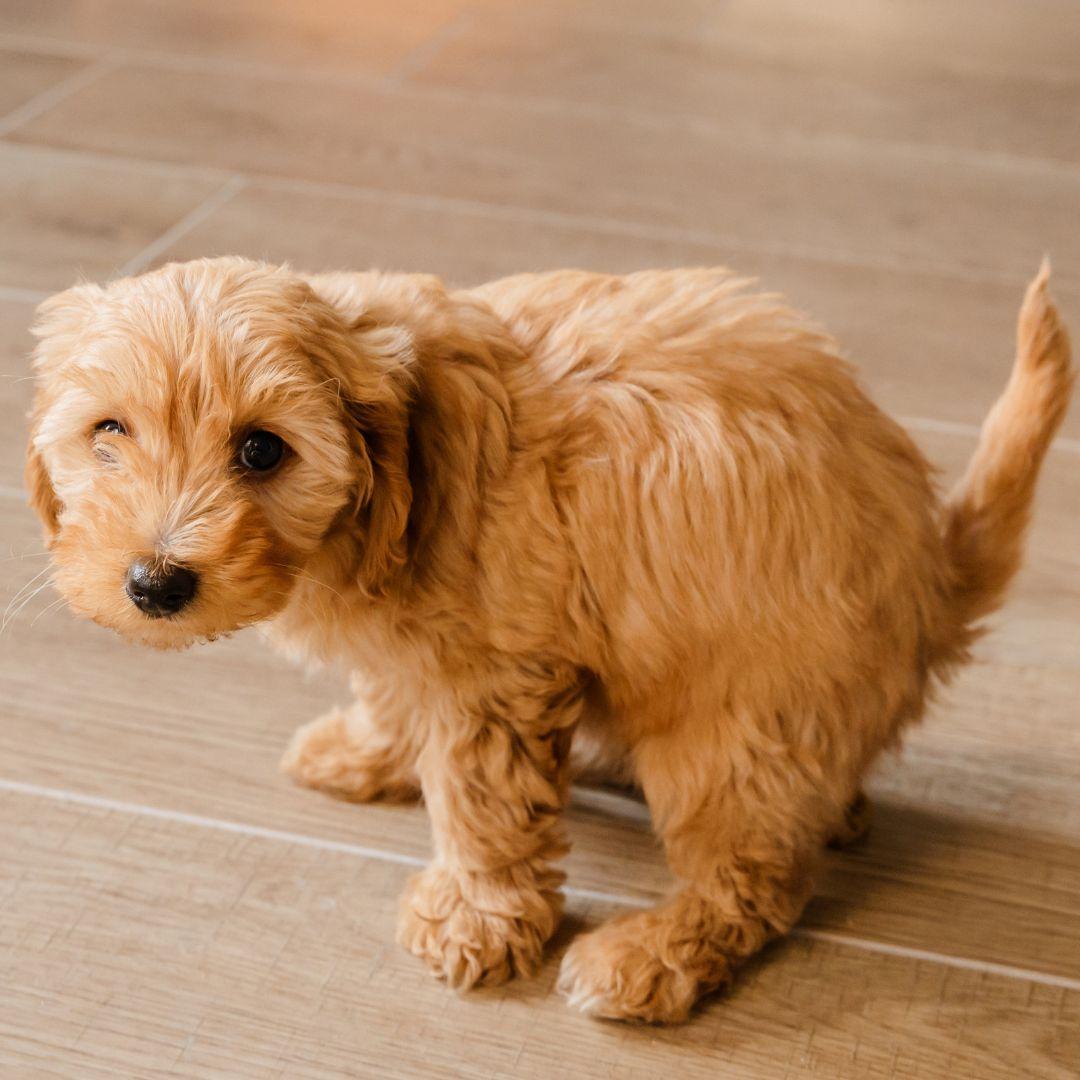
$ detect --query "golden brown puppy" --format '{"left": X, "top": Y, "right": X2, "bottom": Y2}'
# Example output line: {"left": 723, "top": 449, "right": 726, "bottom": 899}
{"left": 26, "top": 258, "right": 1073, "bottom": 1022}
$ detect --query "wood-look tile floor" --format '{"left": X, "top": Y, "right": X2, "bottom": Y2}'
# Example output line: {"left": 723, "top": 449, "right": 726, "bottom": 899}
{"left": 1, "top": 3, "right": 1078, "bottom": 1077}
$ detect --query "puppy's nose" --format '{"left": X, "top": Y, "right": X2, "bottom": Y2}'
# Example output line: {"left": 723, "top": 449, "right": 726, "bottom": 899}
{"left": 124, "top": 560, "right": 198, "bottom": 618}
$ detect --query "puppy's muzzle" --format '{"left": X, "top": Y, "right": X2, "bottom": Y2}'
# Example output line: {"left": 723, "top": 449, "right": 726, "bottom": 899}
{"left": 124, "top": 559, "right": 198, "bottom": 618}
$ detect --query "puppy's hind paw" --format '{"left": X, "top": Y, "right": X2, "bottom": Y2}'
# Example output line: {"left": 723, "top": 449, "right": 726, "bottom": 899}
{"left": 827, "top": 790, "right": 872, "bottom": 849}
{"left": 280, "top": 708, "right": 419, "bottom": 803}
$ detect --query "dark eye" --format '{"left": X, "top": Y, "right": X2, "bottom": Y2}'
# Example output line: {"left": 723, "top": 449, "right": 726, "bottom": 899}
{"left": 94, "top": 419, "right": 127, "bottom": 436}
{"left": 239, "top": 430, "right": 285, "bottom": 472}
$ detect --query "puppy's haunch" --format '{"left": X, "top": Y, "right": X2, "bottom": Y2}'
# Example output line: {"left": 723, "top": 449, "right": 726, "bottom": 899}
{"left": 26, "top": 258, "right": 1074, "bottom": 1022}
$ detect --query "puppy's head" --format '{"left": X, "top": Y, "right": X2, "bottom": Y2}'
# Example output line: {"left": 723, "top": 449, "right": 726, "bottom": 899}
{"left": 26, "top": 257, "right": 412, "bottom": 649}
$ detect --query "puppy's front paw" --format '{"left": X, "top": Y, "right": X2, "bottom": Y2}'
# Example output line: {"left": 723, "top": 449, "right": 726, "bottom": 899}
{"left": 558, "top": 911, "right": 722, "bottom": 1023}
{"left": 397, "top": 867, "right": 560, "bottom": 989}
{"left": 280, "top": 708, "right": 419, "bottom": 803}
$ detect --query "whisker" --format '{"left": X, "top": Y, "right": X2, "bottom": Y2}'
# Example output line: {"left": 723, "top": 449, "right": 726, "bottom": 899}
{"left": 2, "top": 563, "right": 54, "bottom": 622}
{"left": 29, "top": 595, "right": 67, "bottom": 628}
{"left": 1, "top": 574, "right": 56, "bottom": 635}
{"left": 269, "top": 563, "right": 346, "bottom": 602}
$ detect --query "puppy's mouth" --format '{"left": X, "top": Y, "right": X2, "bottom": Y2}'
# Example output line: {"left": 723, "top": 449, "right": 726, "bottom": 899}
{"left": 49, "top": 527, "right": 300, "bottom": 651}
{"left": 56, "top": 567, "right": 248, "bottom": 653}
{"left": 110, "top": 565, "right": 292, "bottom": 651}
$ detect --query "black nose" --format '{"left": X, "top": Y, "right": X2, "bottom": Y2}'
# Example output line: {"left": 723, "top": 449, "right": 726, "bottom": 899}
{"left": 124, "top": 560, "right": 198, "bottom": 618}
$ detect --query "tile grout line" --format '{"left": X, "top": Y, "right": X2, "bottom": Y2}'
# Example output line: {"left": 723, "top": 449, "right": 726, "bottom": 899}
{"left": 792, "top": 928, "right": 1080, "bottom": 993}
{"left": 0, "top": 141, "right": 1077, "bottom": 296}
{"left": 0, "top": 31, "right": 103, "bottom": 61}
{"left": 0, "top": 56, "right": 116, "bottom": 139}
{"left": 114, "top": 175, "right": 249, "bottom": 278}
{"left": 0, "top": 140, "right": 234, "bottom": 183}
{"left": 2, "top": 775, "right": 1079, "bottom": 994}
{"left": 0, "top": 285, "right": 50, "bottom": 305}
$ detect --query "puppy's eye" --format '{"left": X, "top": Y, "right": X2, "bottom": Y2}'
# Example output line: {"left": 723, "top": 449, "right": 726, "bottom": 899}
{"left": 94, "top": 419, "right": 127, "bottom": 436}
{"left": 239, "top": 430, "right": 285, "bottom": 472}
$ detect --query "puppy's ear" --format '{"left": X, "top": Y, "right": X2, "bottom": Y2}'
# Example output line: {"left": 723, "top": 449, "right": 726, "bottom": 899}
{"left": 301, "top": 296, "right": 416, "bottom": 590}
{"left": 23, "top": 285, "right": 102, "bottom": 542}
{"left": 343, "top": 319, "right": 416, "bottom": 589}
{"left": 24, "top": 420, "right": 60, "bottom": 541}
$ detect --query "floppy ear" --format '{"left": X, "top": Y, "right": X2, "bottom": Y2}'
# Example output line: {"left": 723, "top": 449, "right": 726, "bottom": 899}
{"left": 25, "top": 417, "right": 60, "bottom": 541}
{"left": 24, "top": 283, "right": 105, "bottom": 540}
{"left": 346, "top": 367, "right": 414, "bottom": 589}
{"left": 297, "top": 292, "right": 417, "bottom": 591}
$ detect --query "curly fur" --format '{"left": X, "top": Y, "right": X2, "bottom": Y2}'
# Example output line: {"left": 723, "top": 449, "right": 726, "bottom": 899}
{"left": 26, "top": 257, "right": 1073, "bottom": 1022}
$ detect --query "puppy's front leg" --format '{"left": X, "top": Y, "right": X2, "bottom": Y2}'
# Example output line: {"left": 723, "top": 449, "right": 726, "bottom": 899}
{"left": 397, "top": 669, "right": 580, "bottom": 989}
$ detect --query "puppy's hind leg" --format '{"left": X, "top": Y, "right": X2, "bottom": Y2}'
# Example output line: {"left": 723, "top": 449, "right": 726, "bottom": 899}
{"left": 280, "top": 678, "right": 421, "bottom": 803}
{"left": 828, "top": 789, "right": 872, "bottom": 849}
{"left": 559, "top": 704, "right": 838, "bottom": 1023}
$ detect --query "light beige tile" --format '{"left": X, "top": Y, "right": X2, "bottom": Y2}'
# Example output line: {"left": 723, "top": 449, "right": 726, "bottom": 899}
{"left": 0, "top": 0, "right": 471, "bottom": 79}
{"left": 0, "top": 49, "right": 87, "bottom": 117}
{"left": 0, "top": 144, "right": 223, "bottom": 291}
{"left": 12, "top": 64, "right": 1080, "bottom": 292}
{"left": 414, "top": 3, "right": 1080, "bottom": 161}
{"left": 2, "top": 792, "right": 1078, "bottom": 1079}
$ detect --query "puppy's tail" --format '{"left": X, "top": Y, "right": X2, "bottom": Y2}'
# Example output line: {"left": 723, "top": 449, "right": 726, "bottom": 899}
{"left": 940, "top": 260, "right": 1074, "bottom": 646}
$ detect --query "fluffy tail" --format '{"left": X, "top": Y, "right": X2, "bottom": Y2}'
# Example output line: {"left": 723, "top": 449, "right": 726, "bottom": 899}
{"left": 942, "top": 260, "right": 1074, "bottom": 636}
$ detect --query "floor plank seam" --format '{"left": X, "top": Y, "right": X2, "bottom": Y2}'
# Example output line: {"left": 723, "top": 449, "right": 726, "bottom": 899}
{"left": 3, "top": 775, "right": 1079, "bottom": 994}
{"left": 0, "top": 30, "right": 103, "bottom": 61}
{"left": 0, "top": 56, "right": 116, "bottom": 139}
{"left": 0, "top": 285, "right": 49, "bottom": 305}
{"left": 899, "top": 416, "right": 1080, "bottom": 455}
{"left": 2, "top": 34, "right": 1080, "bottom": 186}
{"left": 0, "top": 139, "right": 234, "bottom": 183}
{"left": 381, "top": 9, "right": 480, "bottom": 91}
{"left": 2, "top": 140, "right": 1077, "bottom": 296}
{"left": 115, "top": 175, "right": 249, "bottom": 278}
{"left": 795, "top": 928, "right": 1080, "bottom": 993}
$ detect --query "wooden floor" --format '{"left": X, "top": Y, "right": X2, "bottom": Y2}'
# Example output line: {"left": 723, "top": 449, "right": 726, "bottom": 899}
{"left": 1, "top": 2, "right": 1079, "bottom": 1076}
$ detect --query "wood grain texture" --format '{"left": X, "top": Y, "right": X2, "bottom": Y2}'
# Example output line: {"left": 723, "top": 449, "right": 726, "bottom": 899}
{"left": 2, "top": 791, "right": 1078, "bottom": 1080}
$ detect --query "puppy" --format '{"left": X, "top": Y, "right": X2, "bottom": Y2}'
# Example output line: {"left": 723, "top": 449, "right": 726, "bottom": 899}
{"left": 26, "top": 258, "right": 1073, "bottom": 1022}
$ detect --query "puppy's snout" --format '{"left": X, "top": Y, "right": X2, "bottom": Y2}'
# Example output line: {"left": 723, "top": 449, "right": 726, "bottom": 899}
{"left": 124, "top": 560, "right": 198, "bottom": 618}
